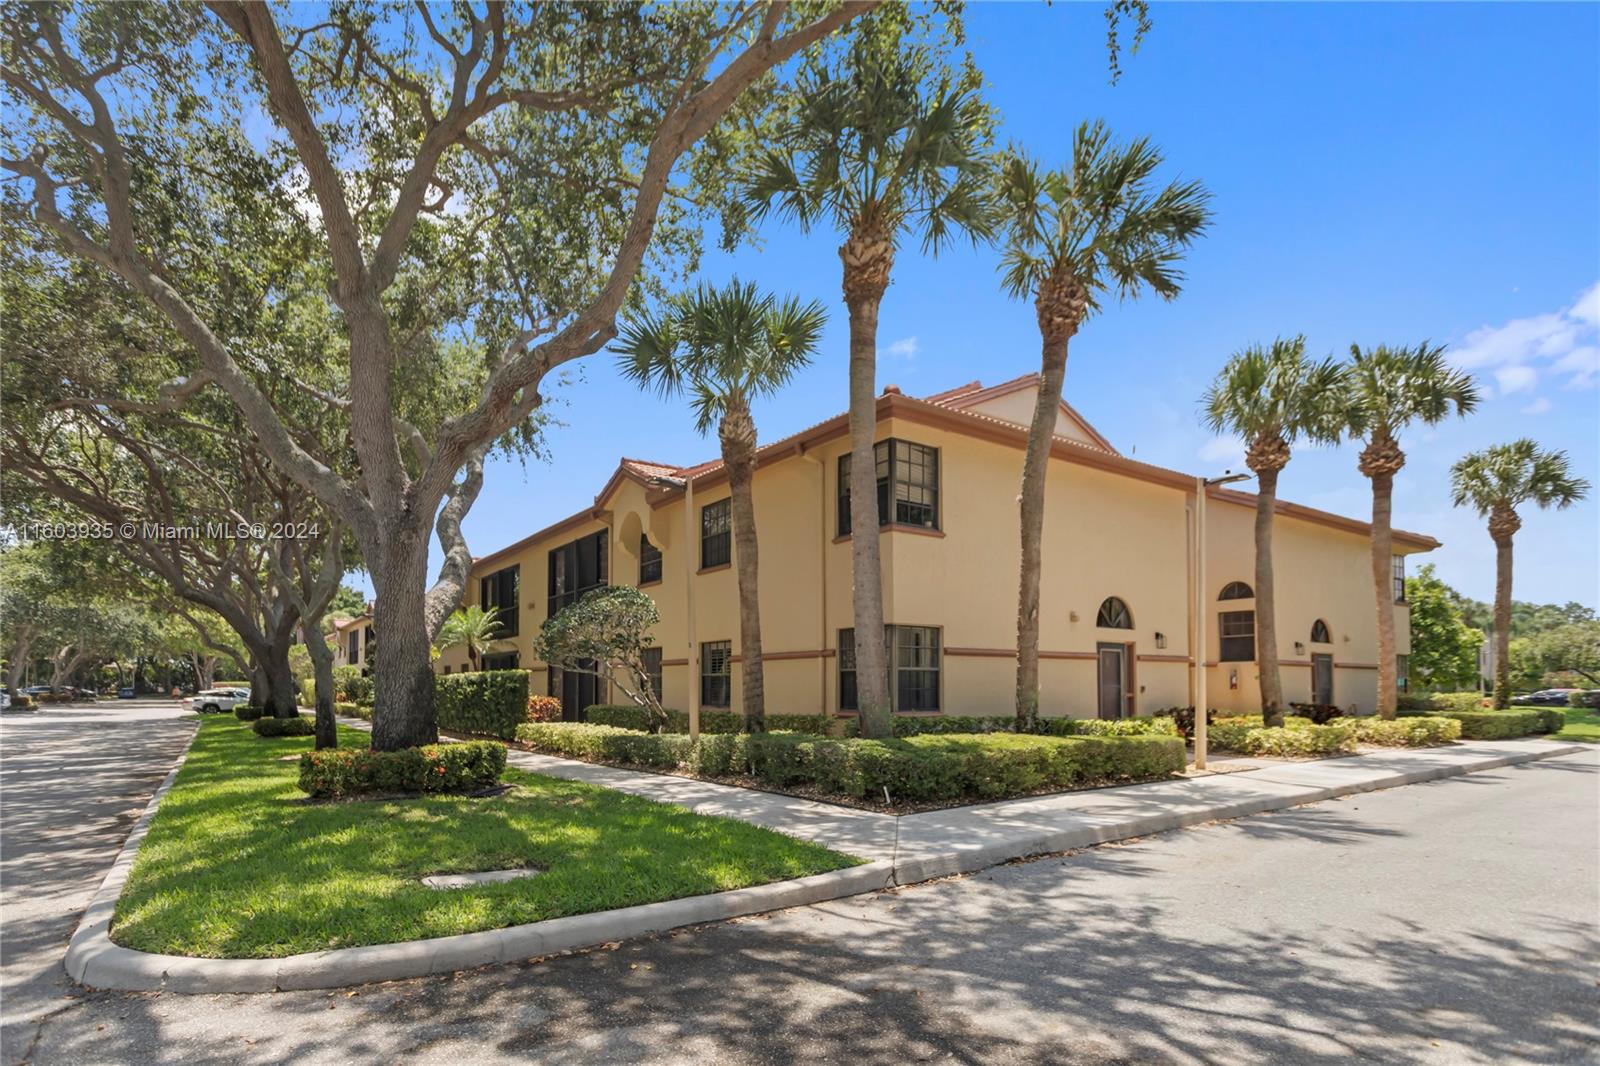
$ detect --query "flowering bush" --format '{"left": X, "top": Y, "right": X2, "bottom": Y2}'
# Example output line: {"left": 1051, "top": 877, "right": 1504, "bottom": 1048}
{"left": 526, "top": 694, "right": 563, "bottom": 722}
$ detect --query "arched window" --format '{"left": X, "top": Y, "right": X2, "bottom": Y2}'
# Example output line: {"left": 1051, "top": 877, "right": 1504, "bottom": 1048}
{"left": 1096, "top": 597, "right": 1133, "bottom": 629}
{"left": 1219, "top": 581, "right": 1254, "bottom": 601}
{"left": 1310, "top": 619, "right": 1331, "bottom": 644}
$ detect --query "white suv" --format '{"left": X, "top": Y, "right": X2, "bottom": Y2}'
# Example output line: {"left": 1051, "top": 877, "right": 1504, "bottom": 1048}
{"left": 191, "top": 688, "right": 251, "bottom": 714}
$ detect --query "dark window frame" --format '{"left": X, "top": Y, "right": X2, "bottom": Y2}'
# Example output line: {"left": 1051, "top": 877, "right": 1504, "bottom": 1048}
{"left": 479, "top": 564, "right": 521, "bottom": 637}
{"left": 639, "top": 534, "right": 663, "bottom": 585}
{"left": 1392, "top": 554, "right": 1406, "bottom": 603}
{"left": 1397, "top": 653, "right": 1410, "bottom": 692}
{"left": 1310, "top": 619, "right": 1331, "bottom": 644}
{"left": 701, "top": 640, "right": 731, "bottom": 707}
{"left": 482, "top": 651, "right": 520, "bottom": 672}
{"left": 548, "top": 531, "right": 608, "bottom": 616}
{"left": 701, "top": 499, "right": 731, "bottom": 569}
{"left": 1219, "top": 610, "right": 1256, "bottom": 662}
{"left": 347, "top": 631, "right": 359, "bottom": 663}
{"left": 838, "top": 439, "right": 941, "bottom": 536}
{"left": 1096, "top": 597, "right": 1134, "bottom": 630}
{"left": 641, "top": 646, "right": 663, "bottom": 703}
{"left": 1219, "top": 581, "right": 1254, "bottom": 601}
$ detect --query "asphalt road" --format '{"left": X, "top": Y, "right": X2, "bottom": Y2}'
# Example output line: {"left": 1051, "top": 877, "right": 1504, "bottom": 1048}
{"left": 3, "top": 704, "right": 1596, "bottom": 1065}
{"left": 0, "top": 699, "right": 197, "bottom": 1066}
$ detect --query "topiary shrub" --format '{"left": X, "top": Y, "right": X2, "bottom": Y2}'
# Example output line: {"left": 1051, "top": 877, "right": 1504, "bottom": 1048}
{"left": 234, "top": 703, "right": 265, "bottom": 722}
{"left": 253, "top": 715, "right": 315, "bottom": 737}
{"left": 435, "top": 669, "right": 531, "bottom": 739}
{"left": 298, "top": 740, "right": 507, "bottom": 799}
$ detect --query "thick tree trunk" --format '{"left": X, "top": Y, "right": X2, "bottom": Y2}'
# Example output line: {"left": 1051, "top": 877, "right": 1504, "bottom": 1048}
{"left": 306, "top": 625, "right": 338, "bottom": 750}
{"left": 1015, "top": 332, "right": 1073, "bottom": 729}
{"left": 369, "top": 537, "right": 439, "bottom": 751}
{"left": 1493, "top": 532, "right": 1515, "bottom": 710}
{"left": 1254, "top": 466, "right": 1286, "bottom": 727}
{"left": 1370, "top": 472, "right": 1398, "bottom": 719}
{"left": 5, "top": 632, "right": 32, "bottom": 694}
{"left": 842, "top": 227, "right": 893, "bottom": 738}
{"left": 721, "top": 400, "right": 765, "bottom": 732}
{"left": 261, "top": 641, "right": 299, "bottom": 718}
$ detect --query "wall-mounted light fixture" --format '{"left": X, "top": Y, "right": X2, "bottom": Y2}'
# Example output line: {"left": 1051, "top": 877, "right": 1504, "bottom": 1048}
{"left": 1069, "top": 610, "right": 1079, "bottom": 623}
{"left": 1154, "top": 632, "right": 1167, "bottom": 649}
{"left": 1294, "top": 641, "right": 1305, "bottom": 656}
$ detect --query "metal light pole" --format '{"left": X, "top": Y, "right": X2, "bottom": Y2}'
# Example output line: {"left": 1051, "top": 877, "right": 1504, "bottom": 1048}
{"left": 1194, "top": 471, "right": 1251, "bottom": 771}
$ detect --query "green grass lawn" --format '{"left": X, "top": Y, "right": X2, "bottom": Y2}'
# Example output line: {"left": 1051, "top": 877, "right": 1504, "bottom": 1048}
{"left": 1555, "top": 705, "right": 1600, "bottom": 742}
{"left": 113, "top": 719, "right": 859, "bottom": 958}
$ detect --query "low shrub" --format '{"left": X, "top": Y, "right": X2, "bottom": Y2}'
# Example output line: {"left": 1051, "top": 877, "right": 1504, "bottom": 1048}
{"left": 1288, "top": 702, "right": 1345, "bottom": 724}
{"left": 252, "top": 715, "right": 315, "bottom": 737}
{"left": 1398, "top": 691, "right": 1487, "bottom": 713}
{"left": 1399, "top": 707, "right": 1559, "bottom": 739}
{"left": 1345, "top": 715, "right": 1461, "bottom": 747}
{"left": 514, "top": 722, "right": 1185, "bottom": 804}
{"left": 888, "top": 715, "right": 1014, "bottom": 736}
{"left": 435, "top": 669, "right": 531, "bottom": 739}
{"left": 1143, "top": 707, "right": 1233, "bottom": 740}
{"left": 336, "top": 700, "right": 370, "bottom": 720}
{"left": 298, "top": 740, "right": 507, "bottom": 799}
{"left": 10, "top": 694, "right": 33, "bottom": 708}
{"left": 1034, "top": 716, "right": 1181, "bottom": 738}
{"left": 526, "top": 694, "right": 563, "bottom": 722}
{"left": 1569, "top": 690, "right": 1600, "bottom": 710}
{"left": 234, "top": 703, "right": 265, "bottom": 722}
{"left": 298, "top": 678, "right": 316, "bottom": 709}
{"left": 1207, "top": 716, "right": 1359, "bottom": 756}
{"left": 584, "top": 704, "right": 836, "bottom": 736}
{"left": 334, "top": 667, "right": 374, "bottom": 707}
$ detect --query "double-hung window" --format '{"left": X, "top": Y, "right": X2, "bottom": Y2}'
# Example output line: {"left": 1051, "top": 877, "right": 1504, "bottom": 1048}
{"left": 838, "top": 626, "right": 942, "bottom": 712}
{"left": 837, "top": 439, "right": 940, "bottom": 535}
{"left": 1392, "top": 554, "right": 1406, "bottom": 603}
{"left": 701, "top": 641, "right": 731, "bottom": 707}
{"left": 641, "top": 647, "right": 664, "bottom": 703}
{"left": 701, "top": 500, "right": 731, "bottom": 569}
{"left": 639, "top": 534, "right": 662, "bottom": 585}
{"left": 1219, "top": 611, "right": 1255, "bottom": 662}
{"left": 548, "top": 531, "right": 608, "bottom": 615}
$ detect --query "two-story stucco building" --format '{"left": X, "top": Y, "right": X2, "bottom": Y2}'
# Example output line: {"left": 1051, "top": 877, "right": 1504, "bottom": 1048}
{"left": 433, "top": 374, "right": 1438, "bottom": 722}
{"left": 330, "top": 610, "right": 375, "bottom": 674}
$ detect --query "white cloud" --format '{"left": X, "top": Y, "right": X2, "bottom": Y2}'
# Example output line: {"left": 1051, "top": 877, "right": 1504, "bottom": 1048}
{"left": 1520, "top": 396, "right": 1553, "bottom": 415}
{"left": 1198, "top": 435, "right": 1246, "bottom": 470}
{"left": 1448, "top": 281, "right": 1600, "bottom": 395}
{"left": 882, "top": 336, "right": 919, "bottom": 360}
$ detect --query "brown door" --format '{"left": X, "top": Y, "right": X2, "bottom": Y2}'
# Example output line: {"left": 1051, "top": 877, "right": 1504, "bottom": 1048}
{"left": 1312, "top": 654, "right": 1334, "bottom": 705}
{"left": 1097, "top": 643, "right": 1127, "bottom": 720}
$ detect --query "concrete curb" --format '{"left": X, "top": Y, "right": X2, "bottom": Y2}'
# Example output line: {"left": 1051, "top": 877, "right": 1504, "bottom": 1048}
{"left": 64, "top": 723, "right": 1585, "bottom": 994}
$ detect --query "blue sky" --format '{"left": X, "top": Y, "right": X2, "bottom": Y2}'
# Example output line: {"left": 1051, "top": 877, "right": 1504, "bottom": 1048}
{"left": 400, "top": 2, "right": 1599, "bottom": 609}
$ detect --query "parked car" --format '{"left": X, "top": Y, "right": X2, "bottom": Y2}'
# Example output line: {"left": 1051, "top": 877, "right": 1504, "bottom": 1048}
{"left": 191, "top": 687, "right": 251, "bottom": 714}
{"left": 0, "top": 691, "right": 10, "bottom": 711}
{"left": 23, "top": 685, "right": 50, "bottom": 697}
{"left": 117, "top": 687, "right": 136, "bottom": 699}
{"left": 1511, "top": 688, "right": 1582, "bottom": 706}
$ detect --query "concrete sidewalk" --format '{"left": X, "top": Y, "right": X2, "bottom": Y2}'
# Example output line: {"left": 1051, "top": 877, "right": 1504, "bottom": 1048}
{"left": 347, "top": 716, "right": 1587, "bottom": 878}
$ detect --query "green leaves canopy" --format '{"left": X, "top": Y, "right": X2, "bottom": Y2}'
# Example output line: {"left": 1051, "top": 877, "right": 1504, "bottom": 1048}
{"left": 1450, "top": 439, "right": 1590, "bottom": 516}
{"left": 1342, "top": 342, "right": 1479, "bottom": 440}
{"left": 1201, "top": 335, "right": 1346, "bottom": 450}
{"left": 613, "top": 278, "right": 827, "bottom": 434}
{"left": 993, "top": 121, "right": 1211, "bottom": 311}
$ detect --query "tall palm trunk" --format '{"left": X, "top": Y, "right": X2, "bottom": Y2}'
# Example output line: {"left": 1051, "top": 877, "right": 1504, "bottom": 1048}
{"left": 1248, "top": 437, "right": 1289, "bottom": 727}
{"left": 1488, "top": 506, "right": 1520, "bottom": 709}
{"left": 842, "top": 222, "right": 894, "bottom": 737}
{"left": 1015, "top": 274, "right": 1084, "bottom": 730}
{"left": 720, "top": 396, "right": 765, "bottom": 731}
{"left": 1361, "top": 433, "right": 1405, "bottom": 719}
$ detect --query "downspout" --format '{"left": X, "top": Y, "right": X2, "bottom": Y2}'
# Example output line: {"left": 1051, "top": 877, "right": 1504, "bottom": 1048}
{"left": 685, "top": 475, "right": 698, "bottom": 740}
{"left": 800, "top": 448, "right": 827, "bottom": 717}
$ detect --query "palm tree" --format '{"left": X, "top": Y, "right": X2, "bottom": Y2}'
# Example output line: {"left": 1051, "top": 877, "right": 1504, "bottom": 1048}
{"left": 745, "top": 32, "right": 994, "bottom": 738}
{"left": 615, "top": 279, "right": 827, "bottom": 732}
{"left": 435, "top": 605, "right": 502, "bottom": 672}
{"left": 1202, "top": 337, "right": 1345, "bottom": 727}
{"left": 994, "top": 128, "right": 1211, "bottom": 729}
{"left": 1342, "top": 344, "right": 1478, "bottom": 719}
{"left": 1450, "top": 440, "right": 1588, "bottom": 708}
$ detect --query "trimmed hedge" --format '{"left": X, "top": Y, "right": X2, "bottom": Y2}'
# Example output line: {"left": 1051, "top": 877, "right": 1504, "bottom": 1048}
{"left": 252, "top": 715, "right": 315, "bottom": 737}
{"left": 514, "top": 723, "right": 1185, "bottom": 804}
{"left": 584, "top": 704, "right": 836, "bottom": 736}
{"left": 1569, "top": 690, "right": 1600, "bottom": 710}
{"left": 1288, "top": 702, "right": 1345, "bottom": 724}
{"left": 1398, "top": 692, "right": 1487, "bottom": 713}
{"left": 335, "top": 700, "right": 368, "bottom": 720}
{"left": 234, "top": 703, "right": 264, "bottom": 722}
{"left": 435, "top": 669, "right": 531, "bottom": 739}
{"left": 1398, "top": 706, "right": 1561, "bottom": 739}
{"left": 1208, "top": 717, "right": 1359, "bottom": 757}
{"left": 1345, "top": 715, "right": 1462, "bottom": 747}
{"left": 298, "top": 740, "right": 507, "bottom": 799}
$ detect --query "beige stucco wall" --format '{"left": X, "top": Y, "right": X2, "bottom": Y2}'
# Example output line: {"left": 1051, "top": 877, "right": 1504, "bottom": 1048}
{"left": 963, "top": 391, "right": 1104, "bottom": 449}
{"left": 434, "top": 392, "right": 1426, "bottom": 721}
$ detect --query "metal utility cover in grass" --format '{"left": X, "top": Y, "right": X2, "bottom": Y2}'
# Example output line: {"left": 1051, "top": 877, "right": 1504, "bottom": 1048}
{"left": 421, "top": 868, "right": 541, "bottom": 890}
